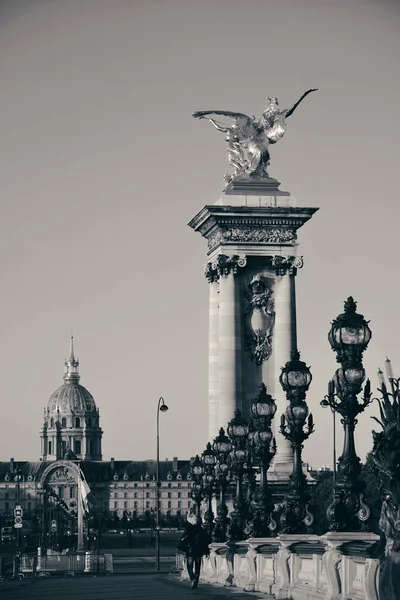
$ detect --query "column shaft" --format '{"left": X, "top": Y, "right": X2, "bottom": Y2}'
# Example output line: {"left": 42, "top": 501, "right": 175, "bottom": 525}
{"left": 208, "top": 281, "right": 219, "bottom": 441}
{"left": 272, "top": 271, "right": 297, "bottom": 474}
{"left": 218, "top": 272, "right": 241, "bottom": 429}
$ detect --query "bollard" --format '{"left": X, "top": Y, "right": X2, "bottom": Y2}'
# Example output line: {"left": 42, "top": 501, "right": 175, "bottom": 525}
{"left": 84, "top": 551, "right": 91, "bottom": 573}
{"left": 37, "top": 547, "right": 42, "bottom": 572}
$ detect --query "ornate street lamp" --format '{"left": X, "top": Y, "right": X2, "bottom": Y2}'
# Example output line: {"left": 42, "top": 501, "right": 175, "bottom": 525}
{"left": 201, "top": 443, "right": 217, "bottom": 537}
{"left": 155, "top": 397, "right": 169, "bottom": 571}
{"left": 190, "top": 455, "right": 205, "bottom": 520}
{"left": 212, "top": 428, "right": 232, "bottom": 542}
{"left": 246, "top": 384, "right": 277, "bottom": 537}
{"left": 278, "top": 350, "right": 314, "bottom": 534}
{"left": 226, "top": 409, "right": 250, "bottom": 542}
{"left": 325, "top": 297, "right": 372, "bottom": 531}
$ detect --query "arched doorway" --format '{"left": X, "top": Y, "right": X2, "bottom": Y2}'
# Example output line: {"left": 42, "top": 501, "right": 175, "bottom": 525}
{"left": 37, "top": 461, "right": 86, "bottom": 551}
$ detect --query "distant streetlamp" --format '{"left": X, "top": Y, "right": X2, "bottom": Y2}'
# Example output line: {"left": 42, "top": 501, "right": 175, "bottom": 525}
{"left": 212, "top": 428, "right": 232, "bottom": 542}
{"left": 278, "top": 350, "right": 314, "bottom": 534}
{"left": 247, "top": 384, "right": 277, "bottom": 538}
{"left": 190, "top": 455, "right": 205, "bottom": 519}
{"left": 325, "top": 297, "right": 372, "bottom": 531}
{"left": 201, "top": 443, "right": 217, "bottom": 537}
{"left": 226, "top": 409, "right": 250, "bottom": 542}
{"left": 155, "top": 397, "right": 169, "bottom": 571}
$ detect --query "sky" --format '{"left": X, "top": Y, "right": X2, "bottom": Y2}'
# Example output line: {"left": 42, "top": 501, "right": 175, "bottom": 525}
{"left": 0, "top": 0, "right": 399, "bottom": 468}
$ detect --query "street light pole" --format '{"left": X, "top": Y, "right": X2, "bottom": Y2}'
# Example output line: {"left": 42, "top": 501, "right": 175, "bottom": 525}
{"left": 155, "top": 397, "right": 168, "bottom": 571}
{"left": 320, "top": 399, "right": 337, "bottom": 485}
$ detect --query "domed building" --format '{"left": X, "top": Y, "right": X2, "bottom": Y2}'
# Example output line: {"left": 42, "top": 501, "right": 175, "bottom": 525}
{"left": 40, "top": 337, "right": 103, "bottom": 461}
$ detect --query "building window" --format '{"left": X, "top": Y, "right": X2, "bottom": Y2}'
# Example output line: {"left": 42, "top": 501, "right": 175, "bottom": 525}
{"left": 70, "top": 487, "right": 74, "bottom": 499}
{"left": 48, "top": 441, "right": 52, "bottom": 455}
{"left": 167, "top": 483, "right": 171, "bottom": 488}
{"left": 146, "top": 501, "right": 150, "bottom": 509}
{"left": 134, "top": 501, "right": 138, "bottom": 509}
{"left": 5, "top": 502, "right": 9, "bottom": 511}
{"left": 50, "top": 418, "right": 54, "bottom": 427}
{"left": 188, "top": 501, "right": 191, "bottom": 508}
{"left": 61, "top": 440, "right": 67, "bottom": 456}
{"left": 114, "top": 502, "right": 118, "bottom": 509}
{"left": 114, "top": 492, "right": 118, "bottom": 499}
{"left": 61, "top": 418, "right": 67, "bottom": 428}
{"left": 167, "top": 492, "right": 171, "bottom": 498}
{"left": 75, "top": 417, "right": 80, "bottom": 428}
{"left": 5, "top": 493, "right": 9, "bottom": 500}
{"left": 75, "top": 440, "right": 81, "bottom": 454}
{"left": 59, "top": 487, "right": 64, "bottom": 498}
{"left": 134, "top": 483, "right": 137, "bottom": 488}
{"left": 168, "top": 501, "right": 171, "bottom": 508}
{"left": 134, "top": 492, "right": 137, "bottom": 499}
{"left": 124, "top": 501, "right": 128, "bottom": 509}
{"left": 145, "top": 492, "right": 150, "bottom": 499}
{"left": 178, "top": 501, "right": 182, "bottom": 509}
{"left": 177, "top": 483, "right": 181, "bottom": 488}
{"left": 124, "top": 492, "right": 128, "bottom": 499}
{"left": 177, "top": 492, "right": 181, "bottom": 498}
{"left": 123, "top": 483, "right": 127, "bottom": 489}
{"left": 187, "top": 483, "right": 192, "bottom": 488}
{"left": 146, "top": 483, "right": 149, "bottom": 488}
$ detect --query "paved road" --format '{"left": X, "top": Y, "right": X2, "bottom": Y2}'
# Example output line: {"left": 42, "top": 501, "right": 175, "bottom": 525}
{"left": 0, "top": 573, "right": 271, "bottom": 599}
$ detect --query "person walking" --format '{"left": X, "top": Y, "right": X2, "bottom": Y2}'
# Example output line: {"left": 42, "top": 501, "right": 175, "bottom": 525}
{"left": 178, "top": 510, "right": 210, "bottom": 589}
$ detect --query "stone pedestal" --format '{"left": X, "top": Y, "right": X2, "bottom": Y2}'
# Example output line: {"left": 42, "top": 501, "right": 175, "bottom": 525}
{"left": 189, "top": 178, "right": 318, "bottom": 477}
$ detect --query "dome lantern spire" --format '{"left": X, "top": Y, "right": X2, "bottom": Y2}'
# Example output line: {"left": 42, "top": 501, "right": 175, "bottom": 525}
{"left": 64, "top": 334, "right": 80, "bottom": 384}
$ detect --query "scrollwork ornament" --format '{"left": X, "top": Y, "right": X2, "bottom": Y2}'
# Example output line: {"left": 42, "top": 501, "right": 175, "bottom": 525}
{"left": 357, "top": 493, "right": 371, "bottom": 522}
{"left": 204, "top": 262, "right": 219, "bottom": 283}
{"left": 303, "top": 503, "right": 315, "bottom": 528}
{"left": 216, "top": 254, "right": 247, "bottom": 276}
{"left": 272, "top": 255, "right": 304, "bottom": 275}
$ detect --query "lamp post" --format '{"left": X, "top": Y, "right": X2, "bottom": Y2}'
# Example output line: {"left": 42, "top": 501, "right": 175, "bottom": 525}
{"left": 212, "top": 428, "right": 232, "bottom": 542}
{"left": 247, "top": 384, "right": 277, "bottom": 538}
{"left": 325, "top": 297, "right": 372, "bottom": 532}
{"left": 278, "top": 350, "right": 314, "bottom": 534}
{"left": 155, "top": 396, "right": 168, "bottom": 571}
{"left": 201, "top": 443, "right": 217, "bottom": 538}
{"left": 190, "top": 455, "right": 205, "bottom": 520}
{"left": 226, "top": 409, "right": 250, "bottom": 542}
{"left": 320, "top": 398, "right": 337, "bottom": 485}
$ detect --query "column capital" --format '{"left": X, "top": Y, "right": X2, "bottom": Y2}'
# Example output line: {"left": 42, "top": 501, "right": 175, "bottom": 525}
{"left": 204, "top": 254, "right": 247, "bottom": 282}
{"left": 272, "top": 255, "right": 304, "bottom": 276}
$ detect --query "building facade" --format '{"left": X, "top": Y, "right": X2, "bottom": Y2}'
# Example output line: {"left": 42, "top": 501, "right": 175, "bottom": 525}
{"left": 0, "top": 339, "right": 192, "bottom": 527}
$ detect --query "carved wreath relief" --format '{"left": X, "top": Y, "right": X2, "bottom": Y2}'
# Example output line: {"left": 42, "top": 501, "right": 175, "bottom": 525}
{"left": 245, "top": 275, "right": 275, "bottom": 365}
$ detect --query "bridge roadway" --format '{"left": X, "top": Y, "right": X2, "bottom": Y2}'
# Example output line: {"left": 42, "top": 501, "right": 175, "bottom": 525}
{"left": 0, "top": 573, "right": 274, "bottom": 599}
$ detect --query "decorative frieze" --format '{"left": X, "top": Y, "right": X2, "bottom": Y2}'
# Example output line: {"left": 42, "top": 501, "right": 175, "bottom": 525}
{"left": 207, "top": 227, "right": 297, "bottom": 250}
{"left": 272, "top": 255, "right": 304, "bottom": 276}
{"left": 204, "top": 254, "right": 247, "bottom": 282}
{"left": 244, "top": 275, "right": 275, "bottom": 365}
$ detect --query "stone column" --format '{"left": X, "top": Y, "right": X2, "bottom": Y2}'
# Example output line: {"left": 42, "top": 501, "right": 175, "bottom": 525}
{"left": 205, "top": 263, "right": 220, "bottom": 441}
{"left": 271, "top": 256, "right": 303, "bottom": 475}
{"left": 216, "top": 254, "right": 246, "bottom": 431}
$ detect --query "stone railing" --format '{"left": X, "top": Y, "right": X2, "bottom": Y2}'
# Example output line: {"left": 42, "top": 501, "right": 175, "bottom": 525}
{"left": 180, "top": 532, "right": 380, "bottom": 600}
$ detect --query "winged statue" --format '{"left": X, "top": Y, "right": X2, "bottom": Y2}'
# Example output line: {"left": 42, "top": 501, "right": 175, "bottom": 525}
{"left": 193, "top": 89, "right": 317, "bottom": 185}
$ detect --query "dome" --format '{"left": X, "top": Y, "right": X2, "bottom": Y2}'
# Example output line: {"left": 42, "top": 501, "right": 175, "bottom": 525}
{"left": 47, "top": 382, "right": 97, "bottom": 416}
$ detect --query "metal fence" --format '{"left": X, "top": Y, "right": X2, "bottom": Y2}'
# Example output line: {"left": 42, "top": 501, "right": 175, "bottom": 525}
{"left": 175, "top": 552, "right": 185, "bottom": 572}
{"left": 20, "top": 552, "right": 113, "bottom": 575}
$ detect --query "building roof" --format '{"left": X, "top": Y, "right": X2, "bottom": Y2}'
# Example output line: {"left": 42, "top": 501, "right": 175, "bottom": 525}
{"left": 0, "top": 459, "right": 192, "bottom": 483}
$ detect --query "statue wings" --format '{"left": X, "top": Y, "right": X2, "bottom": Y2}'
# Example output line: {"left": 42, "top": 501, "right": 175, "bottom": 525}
{"left": 192, "top": 110, "right": 257, "bottom": 141}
